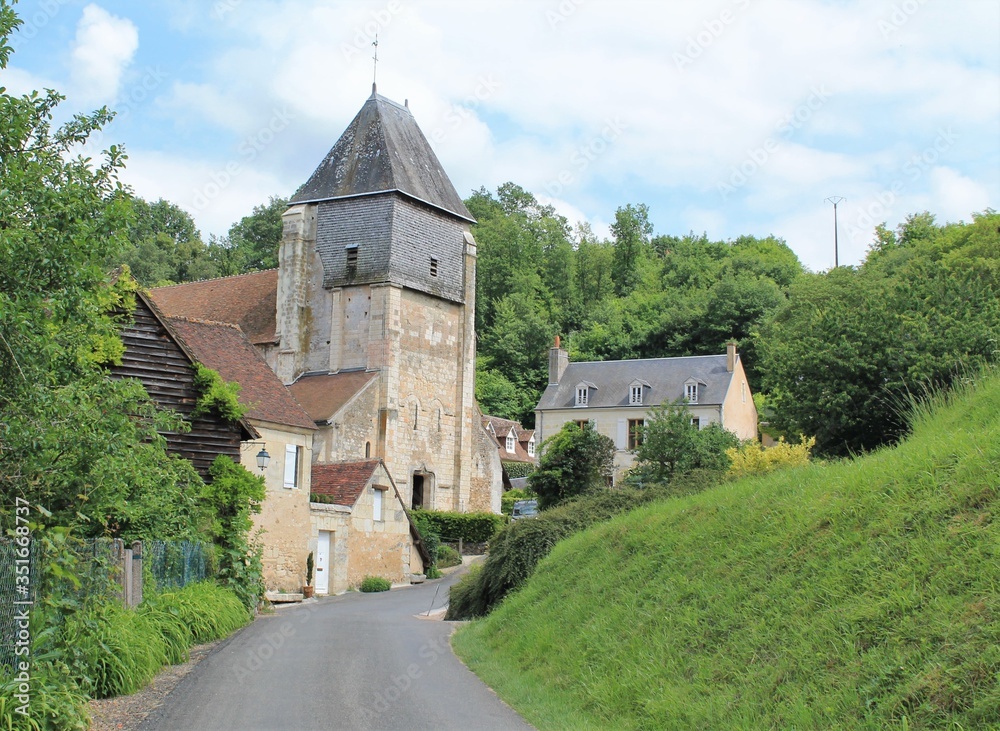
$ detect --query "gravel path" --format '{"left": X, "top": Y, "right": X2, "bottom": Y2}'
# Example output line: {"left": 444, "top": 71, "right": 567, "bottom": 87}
{"left": 87, "top": 641, "right": 221, "bottom": 731}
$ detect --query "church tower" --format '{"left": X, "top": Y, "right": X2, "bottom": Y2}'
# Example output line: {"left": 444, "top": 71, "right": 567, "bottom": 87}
{"left": 276, "top": 86, "right": 498, "bottom": 513}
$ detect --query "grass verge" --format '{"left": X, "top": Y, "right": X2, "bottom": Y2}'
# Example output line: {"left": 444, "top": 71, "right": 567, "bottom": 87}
{"left": 453, "top": 372, "right": 1000, "bottom": 730}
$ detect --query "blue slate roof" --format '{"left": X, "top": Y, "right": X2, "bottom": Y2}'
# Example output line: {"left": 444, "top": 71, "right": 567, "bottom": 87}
{"left": 290, "top": 87, "right": 474, "bottom": 223}
{"left": 536, "top": 355, "right": 736, "bottom": 410}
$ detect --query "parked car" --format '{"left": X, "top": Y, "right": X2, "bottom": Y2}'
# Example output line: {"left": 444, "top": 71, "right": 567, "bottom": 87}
{"left": 511, "top": 499, "right": 539, "bottom": 520}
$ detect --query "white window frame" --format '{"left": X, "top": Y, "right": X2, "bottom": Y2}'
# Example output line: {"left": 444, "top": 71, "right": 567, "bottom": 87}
{"left": 373, "top": 486, "right": 384, "bottom": 522}
{"left": 575, "top": 386, "right": 589, "bottom": 406}
{"left": 283, "top": 444, "right": 300, "bottom": 489}
{"left": 630, "top": 384, "right": 643, "bottom": 405}
{"left": 527, "top": 437, "right": 535, "bottom": 458}
{"left": 690, "top": 417, "right": 701, "bottom": 429}
{"left": 505, "top": 430, "right": 516, "bottom": 453}
{"left": 685, "top": 383, "right": 698, "bottom": 404}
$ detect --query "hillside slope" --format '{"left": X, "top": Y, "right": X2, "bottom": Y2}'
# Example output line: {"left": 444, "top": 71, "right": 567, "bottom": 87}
{"left": 453, "top": 373, "right": 1000, "bottom": 730}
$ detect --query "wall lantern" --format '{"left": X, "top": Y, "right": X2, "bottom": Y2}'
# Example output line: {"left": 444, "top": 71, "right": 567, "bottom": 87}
{"left": 255, "top": 447, "right": 270, "bottom": 472}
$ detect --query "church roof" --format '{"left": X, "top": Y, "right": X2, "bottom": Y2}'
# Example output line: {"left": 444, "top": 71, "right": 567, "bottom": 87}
{"left": 290, "top": 87, "right": 474, "bottom": 223}
{"left": 288, "top": 371, "right": 378, "bottom": 423}
{"left": 150, "top": 270, "right": 278, "bottom": 346}
{"left": 167, "top": 317, "right": 316, "bottom": 431}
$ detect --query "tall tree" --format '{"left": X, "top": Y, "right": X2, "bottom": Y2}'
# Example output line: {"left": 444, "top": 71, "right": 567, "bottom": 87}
{"left": 610, "top": 203, "right": 652, "bottom": 297}
{"left": 0, "top": 7, "right": 205, "bottom": 538}
{"left": 209, "top": 195, "right": 288, "bottom": 275}
{"left": 529, "top": 422, "right": 615, "bottom": 508}
{"left": 118, "top": 197, "right": 218, "bottom": 285}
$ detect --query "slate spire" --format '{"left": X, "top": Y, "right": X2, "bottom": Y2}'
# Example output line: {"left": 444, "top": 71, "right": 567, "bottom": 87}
{"left": 290, "top": 92, "right": 473, "bottom": 222}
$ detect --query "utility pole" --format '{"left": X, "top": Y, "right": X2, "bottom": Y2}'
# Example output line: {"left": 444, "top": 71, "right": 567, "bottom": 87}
{"left": 825, "top": 196, "right": 846, "bottom": 268}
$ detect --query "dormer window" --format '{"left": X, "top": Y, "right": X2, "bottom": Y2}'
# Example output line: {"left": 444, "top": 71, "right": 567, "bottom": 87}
{"left": 574, "top": 381, "right": 596, "bottom": 407}
{"left": 345, "top": 245, "right": 358, "bottom": 277}
{"left": 527, "top": 436, "right": 535, "bottom": 458}
{"left": 505, "top": 430, "right": 516, "bottom": 453}
{"left": 629, "top": 379, "right": 650, "bottom": 405}
{"left": 684, "top": 380, "right": 702, "bottom": 404}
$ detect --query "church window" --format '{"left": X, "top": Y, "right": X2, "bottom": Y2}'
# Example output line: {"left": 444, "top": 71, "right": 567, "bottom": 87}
{"left": 345, "top": 245, "right": 358, "bottom": 276}
{"left": 413, "top": 403, "right": 419, "bottom": 430}
{"left": 430, "top": 257, "right": 439, "bottom": 277}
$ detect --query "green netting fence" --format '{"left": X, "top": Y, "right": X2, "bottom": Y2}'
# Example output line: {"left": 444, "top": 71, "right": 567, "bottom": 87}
{"left": 0, "top": 536, "right": 214, "bottom": 669}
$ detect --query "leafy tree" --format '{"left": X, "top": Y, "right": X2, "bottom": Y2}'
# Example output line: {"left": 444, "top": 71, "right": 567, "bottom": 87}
{"left": 630, "top": 402, "right": 740, "bottom": 485}
{"left": 117, "top": 197, "right": 218, "bottom": 285}
{"left": 757, "top": 211, "right": 1000, "bottom": 456}
{"left": 475, "top": 368, "right": 536, "bottom": 425}
{"left": 208, "top": 195, "right": 287, "bottom": 275}
{"left": 529, "top": 422, "right": 615, "bottom": 508}
{"left": 0, "top": 7, "right": 206, "bottom": 539}
{"left": 610, "top": 203, "right": 653, "bottom": 297}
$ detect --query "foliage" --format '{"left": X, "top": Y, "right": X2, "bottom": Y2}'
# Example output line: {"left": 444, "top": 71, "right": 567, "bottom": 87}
{"left": 727, "top": 436, "right": 816, "bottom": 477}
{"left": 115, "top": 198, "right": 217, "bottom": 286}
{"left": 207, "top": 196, "right": 287, "bottom": 276}
{"left": 408, "top": 510, "right": 441, "bottom": 571}
{"left": 502, "top": 487, "right": 537, "bottom": 515}
{"left": 446, "top": 488, "right": 673, "bottom": 620}
{"left": 630, "top": 402, "right": 740, "bottom": 485}
{"left": 476, "top": 368, "right": 538, "bottom": 426}
{"left": 359, "top": 576, "right": 392, "bottom": 593}
{"left": 529, "top": 422, "right": 615, "bottom": 509}
{"left": 0, "top": 6, "right": 208, "bottom": 543}
{"left": 410, "top": 510, "right": 505, "bottom": 544}
{"left": 0, "top": 659, "right": 89, "bottom": 731}
{"left": 191, "top": 363, "right": 246, "bottom": 422}
{"left": 143, "top": 581, "right": 249, "bottom": 644}
{"left": 454, "top": 369, "right": 1000, "bottom": 730}
{"left": 757, "top": 211, "right": 1000, "bottom": 456}
{"left": 306, "top": 552, "right": 314, "bottom": 586}
{"left": 502, "top": 461, "right": 536, "bottom": 480}
{"left": 610, "top": 203, "right": 653, "bottom": 297}
{"left": 435, "top": 544, "right": 462, "bottom": 569}
{"left": 202, "top": 456, "right": 266, "bottom": 609}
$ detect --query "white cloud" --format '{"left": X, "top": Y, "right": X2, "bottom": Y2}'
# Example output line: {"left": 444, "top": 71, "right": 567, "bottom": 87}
{"left": 70, "top": 5, "right": 138, "bottom": 105}
{"left": 928, "top": 167, "right": 992, "bottom": 222}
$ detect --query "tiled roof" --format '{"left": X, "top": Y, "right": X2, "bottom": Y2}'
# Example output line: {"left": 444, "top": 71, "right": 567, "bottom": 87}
{"left": 481, "top": 415, "right": 536, "bottom": 463}
{"left": 290, "top": 90, "right": 474, "bottom": 223}
{"left": 167, "top": 317, "right": 316, "bottom": 430}
{"left": 288, "top": 371, "right": 378, "bottom": 423}
{"left": 150, "top": 270, "right": 279, "bottom": 346}
{"left": 311, "top": 460, "right": 381, "bottom": 506}
{"left": 536, "top": 354, "right": 736, "bottom": 411}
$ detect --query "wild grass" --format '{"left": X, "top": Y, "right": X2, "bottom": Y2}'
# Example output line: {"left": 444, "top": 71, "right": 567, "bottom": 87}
{"left": 454, "top": 372, "right": 1000, "bottom": 730}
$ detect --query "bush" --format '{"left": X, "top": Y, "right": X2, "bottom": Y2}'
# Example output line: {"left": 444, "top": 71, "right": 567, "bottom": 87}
{"left": 447, "top": 488, "right": 676, "bottom": 620}
{"left": 727, "top": 435, "right": 816, "bottom": 477}
{"left": 0, "top": 658, "right": 90, "bottom": 731}
{"left": 501, "top": 487, "right": 537, "bottom": 515}
{"left": 144, "top": 581, "right": 250, "bottom": 645}
{"left": 502, "top": 460, "right": 536, "bottom": 479}
{"left": 409, "top": 510, "right": 441, "bottom": 568}
{"left": 412, "top": 510, "right": 505, "bottom": 543}
{"left": 436, "top": 544, "right": 462, "bottom": 568}
{"left": 360, "top": 576, "right": 392, "bottom": 593}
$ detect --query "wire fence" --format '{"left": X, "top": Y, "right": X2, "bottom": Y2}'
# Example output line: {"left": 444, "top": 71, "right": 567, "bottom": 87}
{"left": 0, "top": 536, "right": 214, "bottom": 670}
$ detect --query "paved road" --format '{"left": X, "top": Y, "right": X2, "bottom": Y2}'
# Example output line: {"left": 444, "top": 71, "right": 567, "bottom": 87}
{"left": 139, "top": 569, "right": 533, "bottom": 731}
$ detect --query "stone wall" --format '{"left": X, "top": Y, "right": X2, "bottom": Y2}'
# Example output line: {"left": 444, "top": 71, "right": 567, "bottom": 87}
{"left": 241, "top": 423, "right": 314, "bottom": 593}
{"left": 316, "top": 375, "right": 380, "bottom": 463}
{"left": 469, "top": 410, "right": 503, "bottom": 513}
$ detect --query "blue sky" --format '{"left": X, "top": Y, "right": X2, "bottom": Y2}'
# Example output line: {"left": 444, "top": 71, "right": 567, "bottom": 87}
{"left": 5, "top": 0, "right": 999, "bottom": 271}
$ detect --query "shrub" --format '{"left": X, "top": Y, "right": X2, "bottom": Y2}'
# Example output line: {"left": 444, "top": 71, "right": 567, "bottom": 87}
{"left": 727, "top": 435, "right": 815, "bottom": 477}
{"left": 360, "top": 576, "right": 392, "bottom": 592}
{"left": 502, "top": 460, "right": 536, "bottom": 479}
{"left": 0, "top": 658, "right": 90, "bottom": 731}
{"left": 411, "top": 510, "right": 505, "bottom": 543}
{"left": 447, "top": 563, "right": 484, "bottom": 617}
{"left": 447, "top": 488, "right": 675, "bottom": 620}
{"left": 436, "top": 544, "right": 462, "bottom": 568}
{"left": 530, "top": 421, "right": 615, "bottom": 508}
{"left": 409, "top": 510, "right": 441, "bottom": 568}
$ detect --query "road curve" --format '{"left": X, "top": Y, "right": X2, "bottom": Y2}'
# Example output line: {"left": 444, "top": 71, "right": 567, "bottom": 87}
{"left": 139, "top": 568, "right": 533, "bottom": 731}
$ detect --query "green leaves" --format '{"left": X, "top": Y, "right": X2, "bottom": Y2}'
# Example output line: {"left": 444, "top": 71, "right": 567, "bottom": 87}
{"left": 529, "top": 421, "right": 615, "bottom": 509}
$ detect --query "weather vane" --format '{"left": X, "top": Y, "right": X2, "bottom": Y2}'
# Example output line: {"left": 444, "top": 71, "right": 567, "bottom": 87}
{"left": 372, "top": 33, "right": 378, "bottom": 86}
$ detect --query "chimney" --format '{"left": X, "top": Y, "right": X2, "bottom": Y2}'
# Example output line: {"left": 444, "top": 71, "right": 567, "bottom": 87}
{"left": 549, "top": 336, "right": 569, "bottom": 385}
{"left": 726, "top": 342, "right": 737, "bottom": 372}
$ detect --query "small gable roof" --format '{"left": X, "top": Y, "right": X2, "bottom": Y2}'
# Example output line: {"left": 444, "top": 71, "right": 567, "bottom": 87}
{"left": 289, "top": 90, "right": 474, "bottom": 223}
{"left": 481, "top": 415, "right": 536, "bottom": 463}
{"left": 166, "top": 317, "right": 315, "bottom": 431}
{"left": 150, "top": 270, "right": 278, "bottom": 346}
{"left": 537, "top": 354, "right": 736, "bottom": 410}
{"left": 288, "top": 371, "right": 378, "bottom": 423}
{"left": 311, "top": 460, "right": 382, "bottom": 506}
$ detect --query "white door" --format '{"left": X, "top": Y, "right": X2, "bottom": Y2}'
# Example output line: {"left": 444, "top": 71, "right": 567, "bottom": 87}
{"left": 315, "top": 531, "right": 331, "bottom": 594}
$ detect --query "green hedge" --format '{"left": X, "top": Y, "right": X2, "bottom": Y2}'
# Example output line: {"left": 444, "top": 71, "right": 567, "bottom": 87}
{"left": 502, "top": 460, "right": 536, "bottom": 479}
{"left": 412, "top": 509, "right": 505, "bottom": 543}
{"left": 501, "top": 487, "right": 536, "bottom": 515}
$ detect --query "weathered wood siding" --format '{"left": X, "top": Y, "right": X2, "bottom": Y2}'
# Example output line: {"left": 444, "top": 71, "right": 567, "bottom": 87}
{"left": 111, "top": 297, "right": 243, "bottom": 480}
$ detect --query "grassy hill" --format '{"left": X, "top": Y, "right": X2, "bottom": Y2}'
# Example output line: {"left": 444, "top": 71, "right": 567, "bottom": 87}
{"left": 453, "top": 372, "right": 1000, "bottom": 730}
